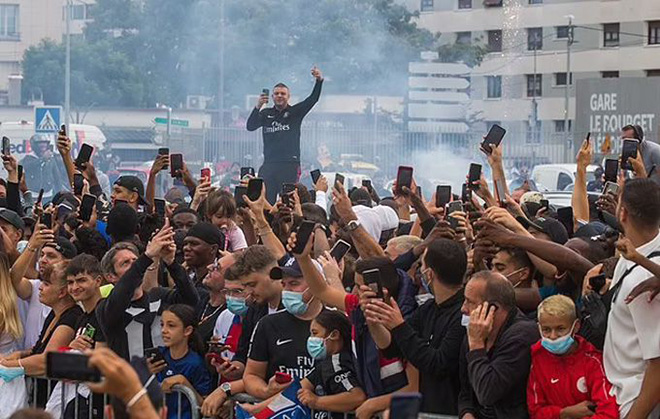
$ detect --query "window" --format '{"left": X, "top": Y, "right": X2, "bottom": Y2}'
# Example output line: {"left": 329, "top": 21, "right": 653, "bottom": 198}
{"left": 555, "top": 72, "right": 573, "bottom": 86}
{"left": 602, "top": 71, "right": 619, "bottom": 78}
{"left": 483, "top": 0, "right": 502, "bottom": 6}
{"left": 487, "top": 76, "right": 502, "bottom": 98}
{"left": 458, "top": 0, "right": 471, "bottom": 9}
{"left": 488, "top": 30, "right": 502, "bottom": 52}
{"left": 554, "top": 120, "right": 572, "bottom": 132}
{"left": 526, "top": 121, "right": 542, "bottom": 144}
{"left": 603, "top": 23, "right": 619, "bottom": 47}
{"left": 528, "top": 28, "right": 543, "bottom": 51}
{"left": 63, "top": 3, "right": 92, "bottom": 20}
{"left": 647, "top": 70, "right": 660, "bottom": 77}
{"left": 457, "top": 31, "right": 472, "bottom": 45}
{"left": 0, "top": 5, "right": 19, "bottom": 40}
{"left": 557, "top": 172, "right": 572, "bottom": 191}
{"left": 649, "top": 21, "right": 660, "bottom": 45}
{"left": 529, "top": 0, "right": 543, "bottom": 4}
{"left": 527, "top": 74, "right": 542, "bottom": 97}
{"left": 556, "top": 26, "right": 569, "bottom": 39}
{"left": 421, "top": 0, "right": 434, "bottom": 12}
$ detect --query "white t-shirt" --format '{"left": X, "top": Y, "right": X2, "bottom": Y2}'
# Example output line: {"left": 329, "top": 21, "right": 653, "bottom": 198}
{"left": 604, "top": 231, "right": 660, "bottom": 418}
{"left": 17, "top": 280, "right": 51, "bottom": 350}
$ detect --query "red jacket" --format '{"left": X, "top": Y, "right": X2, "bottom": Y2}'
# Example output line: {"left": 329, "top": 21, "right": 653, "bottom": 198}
{"left": 527, "top": 335, "right": 619, "bottom": 419}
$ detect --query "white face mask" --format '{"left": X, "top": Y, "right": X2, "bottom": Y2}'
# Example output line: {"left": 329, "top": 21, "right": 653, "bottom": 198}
{"left": 461, "top": 314, "right": 471, "bottom": 327}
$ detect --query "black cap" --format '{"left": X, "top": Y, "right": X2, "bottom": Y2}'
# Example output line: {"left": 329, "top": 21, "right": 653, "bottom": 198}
{"left": 574, "top": 221, "right": 609, "bottom": 239}
{"left": 0, "top": 208, "right": 25, "bottom": 230}
{"left": 44, "top": 236, "right": 78, "bottom": 259}
{"left": 270, "top": 258, "right": 304, "bottom": 280}
{"left": 517, "top": 216, "right": 569, "bottom": 245}
{"left": 114, "top": 176, "right": 147, "bottom": 205}
{"left": 186, "top": 222, "right": 226, "bottom": 251}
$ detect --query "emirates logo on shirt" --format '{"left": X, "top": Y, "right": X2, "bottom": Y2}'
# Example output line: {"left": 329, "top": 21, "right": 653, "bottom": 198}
{"left": 264, "top": 121, "right": 290, "bottom": 134}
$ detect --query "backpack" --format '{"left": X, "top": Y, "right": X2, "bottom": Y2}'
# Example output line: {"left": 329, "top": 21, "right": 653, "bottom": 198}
{"left": 579, "top": 250, "right": 660, "bottom": 350}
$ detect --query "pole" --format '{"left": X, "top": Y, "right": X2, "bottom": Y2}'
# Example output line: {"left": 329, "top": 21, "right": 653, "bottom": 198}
{"left": 64, "top": 0, "right": 71, "bottom": 128}
{"left": 564, "top": 16, "right": 574, "bottom": 159}
{"left": 218, "top": 0, "right": 225, "bottom": 128}
{"left": 532, "top": 37, "right": 538, "bottom": 144}
{"left": 166, "top": 106, "right": 172, "bottom": 148}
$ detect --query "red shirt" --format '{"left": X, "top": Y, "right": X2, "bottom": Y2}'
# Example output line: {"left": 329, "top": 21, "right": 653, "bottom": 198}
{"left": 527, "top": 336, "right": 619, "bottom": 419}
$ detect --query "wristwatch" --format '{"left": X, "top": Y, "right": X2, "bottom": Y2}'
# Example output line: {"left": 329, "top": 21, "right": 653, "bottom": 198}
{"left": 346, "top": 220, "right": 361, "bottom": 232}
{"left": 220, "top": 382, "right": 232, "bottom": 397}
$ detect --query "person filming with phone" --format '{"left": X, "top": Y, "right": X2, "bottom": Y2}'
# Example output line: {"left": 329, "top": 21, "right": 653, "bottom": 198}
{"left": 246, "top": 66, "right": 324, "bottom": 203}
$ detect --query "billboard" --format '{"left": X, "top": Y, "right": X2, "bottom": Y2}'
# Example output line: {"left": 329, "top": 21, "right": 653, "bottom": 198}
{"left": 575, "top": 78, "right": 659, "bottom": 155}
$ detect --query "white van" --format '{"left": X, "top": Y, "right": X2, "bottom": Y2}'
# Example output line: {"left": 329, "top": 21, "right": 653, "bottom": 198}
{"left": 532, "top": 164, "right": 599, "bottom": 191}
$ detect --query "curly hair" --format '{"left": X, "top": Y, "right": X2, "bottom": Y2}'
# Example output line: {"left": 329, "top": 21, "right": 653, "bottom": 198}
{"left": 74, "top": 227, "right": 110, "bottom": 261}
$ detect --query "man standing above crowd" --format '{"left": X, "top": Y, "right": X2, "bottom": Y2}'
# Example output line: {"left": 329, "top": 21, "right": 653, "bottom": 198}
{"left": 247, "top": 66, "right": 324, "bottom": 203}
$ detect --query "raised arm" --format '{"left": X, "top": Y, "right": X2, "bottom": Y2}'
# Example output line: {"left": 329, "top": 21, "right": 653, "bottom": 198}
{"left": 572, "top": 138, "right": 592, "bottom": 223}
{"left": 146, "top": 154, "right": 168, "bottom": 210}
{"left": 332, "top": 183, "right": 384, "bottom": 259}
{"left": 296, "top": 67, "right": 323, "bottom": 116}
{"left": 246, "top": 93, "right": 269, "bottom": 132}
{"left": 9, "top": 224, "right": 54, "bottom": 300}
{"left": 246, "top": 184, "right": 286, "bottom": 260}
{"left": 485, "top": 143, "right": 509, "bottom": 198}
{"left": 56, "top": 130, "right": 76, "bottom": 187}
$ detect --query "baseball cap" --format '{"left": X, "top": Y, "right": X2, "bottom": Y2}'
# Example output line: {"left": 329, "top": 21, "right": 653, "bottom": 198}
{"left": 270, "top": 258, "right": 303, "bottom": 280}
{"left": 114, "top": 176, "right": 148, "bottom": 205}
{"left": 517, "top": 216, "right": 569, "bottom": 245}
{"left": 0, "top": 208, "right": 25, "bottom": 230}
{"left": 44, "top": 236, "right": 78, "bottom": 259}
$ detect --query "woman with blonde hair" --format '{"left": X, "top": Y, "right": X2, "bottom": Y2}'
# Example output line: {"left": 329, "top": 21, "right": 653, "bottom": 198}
{"left": 0, "top": 252, "right": 22, "bottom": 355}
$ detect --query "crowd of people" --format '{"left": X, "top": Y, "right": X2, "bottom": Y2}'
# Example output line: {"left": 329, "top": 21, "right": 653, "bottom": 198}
{"left": 0, "top": 69, "right": 658, "bottom": 419}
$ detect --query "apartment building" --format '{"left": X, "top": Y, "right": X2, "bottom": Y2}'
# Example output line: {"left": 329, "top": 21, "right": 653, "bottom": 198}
{"left": 401, "top": 0, "right": 660, "bottom": 144}
{"left": 0, "top": 0, "right": 92, "bottom": 103}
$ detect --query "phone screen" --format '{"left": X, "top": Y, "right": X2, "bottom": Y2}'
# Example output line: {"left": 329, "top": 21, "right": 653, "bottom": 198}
{"left": 201, "top": 168, "right": 211, "bottom": 180}
{"left": 604, "top": 181, "right": 620, "bottom": 196}
{"left": 240, "top": 167, "right": 255, "bottom": 178}
{"left": 495, "top": 179, "right": 506, "bottom": 206}
{"left": 41, "top": 213, "right": 52, "bottom": 229}
{"left": 170, "top": 153, "right": 183, "bottom": 177}
{"left": 330, "top": 240, "right": 351, "bottom": 261}
{"left": 468, "top": 163, "right": 482, "bottom": 189}
{"left": 154, "top": 198, "right": 166, "bottom": 217}
{"left": 17, "top": 164, "right": 23, "bottom": 181}
{"left": 436, "top": 185, "right": 451, "bottom": 208}
{"left": 291, "top": 221, "right": 316, "bottom": 254}
{"left": 247, "top": 178, "right": 263, "bottom": 201}
{"left": 621, "top": 140, "right": 638, "bottom": 170}
{"left": 461, "top": 183, "right": 471, "bottom": 203}
{"left": 80, "top": 194, "right": 96, "bottom": 222}
{"left": 604, "top": 159, "right": 618, "bottom": 183}
{"left": 311, "top": 169, "right": 321, "bottom": 184}
{"left": 234, "top": 186, "right": 248, "bottom": 207}
{"left": 396, "top": 166, "right": 414, "bottom": 194}
{"left": 37, "top": 188, "right": 44, "bottom": 205}
{"left": 73, "top": 173, "right": 84, "bottom": 195}
{"left": 335, "top": 173, "right": 345, "bottom": 187}
{"left": 262, "top": 89, "right": 270, "bottom": 97}
{"left": 2, "top": 136, "right": 9, "bottom": 156}
{"left": 482, "top": 124, "right": 506, "bottom": 153}
{"left": 46, "top": 352, "right": 101, "bottom": 383}
{"left": 362, "top": 268, "right": 384, "bottom": 299}
{"left": 75, "top": 143, "right": 94, "bottom": 168}
{"left": 446, "top": 201, "right": 463, "bottom": 216}
{"left": 589, "top": 274, "right": 606, "bottom": 291}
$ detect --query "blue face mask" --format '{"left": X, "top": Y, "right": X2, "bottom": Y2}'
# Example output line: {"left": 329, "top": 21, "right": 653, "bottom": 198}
{"left": 282, "top": 290, "right": 310, "bottom": 316}
{"left": 226, "top": 296, "right": 248, "bottom": 317}
{"left": 540, "top": 321, "right": 577, "bottom": 355}
{"left": 0, "top": 366, "right": 25, "bottom": 382}
{"left": 306, "top": 336, "right": 328, "bottom": 360}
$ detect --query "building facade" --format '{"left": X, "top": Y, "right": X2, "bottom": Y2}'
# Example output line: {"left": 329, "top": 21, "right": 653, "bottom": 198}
{"left": 401, "top": 0, "right": 660, "bottom": 145}
{"left": 0, "top": 0, "right": 92, "bottom": 104}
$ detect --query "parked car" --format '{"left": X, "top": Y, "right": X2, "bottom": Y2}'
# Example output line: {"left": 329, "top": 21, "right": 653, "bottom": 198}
{"left": 532, "top": 164, "right": 600, "bottom": 192}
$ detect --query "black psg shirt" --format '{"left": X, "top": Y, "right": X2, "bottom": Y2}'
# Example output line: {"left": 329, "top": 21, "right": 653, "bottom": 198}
{"left": 248, "top": 310, "right": 315, "bottom": 380}
{"left": 246, "top": 80, "right": 323, "bottom": 163}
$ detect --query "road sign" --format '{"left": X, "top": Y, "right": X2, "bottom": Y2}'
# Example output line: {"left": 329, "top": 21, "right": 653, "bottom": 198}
{"left": 154, "top": 117, "right": 189, "bottom": 127}
{"left": 35, "top": 106, "right": 62, "bottom": 133}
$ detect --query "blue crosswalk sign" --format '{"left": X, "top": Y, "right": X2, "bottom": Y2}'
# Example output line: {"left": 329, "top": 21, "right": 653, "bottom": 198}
{"left": 35, "top": 106, "right": 62, "bottom": 133}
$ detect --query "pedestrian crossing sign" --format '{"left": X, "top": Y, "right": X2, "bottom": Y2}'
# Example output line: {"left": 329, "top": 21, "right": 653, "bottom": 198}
{"left": 35, "top": 106, "right": 62, "bottom": 133}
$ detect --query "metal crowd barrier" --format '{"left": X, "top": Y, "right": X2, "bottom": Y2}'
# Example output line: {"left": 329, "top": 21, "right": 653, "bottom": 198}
{"left": 20, "top": 377, "right": 201, "bottom": 419}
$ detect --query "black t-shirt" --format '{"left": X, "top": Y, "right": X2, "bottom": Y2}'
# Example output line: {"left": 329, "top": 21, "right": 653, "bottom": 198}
{"left": 32, "top": 305, "right": 83, "bottom": 408}
{"left": 197, "top": 296, "right": 225, "bottom": 349}
{"left": 248, "top": 310, "right": 315, "bottom": 380}
{"left": 32, "top": 305, "right": 83, "bottom": 355}
{"left": 73, "top": 303, "right": 106, "bottom": 346}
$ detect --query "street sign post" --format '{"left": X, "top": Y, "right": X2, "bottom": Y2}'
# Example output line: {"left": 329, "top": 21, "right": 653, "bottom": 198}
{"left": 154, "top": 117, "right": 189, "bottom": 127}
{"left": 35, "top": 106, "right": 62, "bottom": 133}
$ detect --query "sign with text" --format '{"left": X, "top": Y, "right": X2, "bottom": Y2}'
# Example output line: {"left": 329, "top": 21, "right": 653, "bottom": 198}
{"left": 575, "top": 78, "right": 659, "bottom": 155}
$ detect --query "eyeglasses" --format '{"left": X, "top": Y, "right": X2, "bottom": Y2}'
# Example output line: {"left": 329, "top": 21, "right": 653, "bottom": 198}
{"left": 222, "top": 288, "right": 246, "bottom": 297}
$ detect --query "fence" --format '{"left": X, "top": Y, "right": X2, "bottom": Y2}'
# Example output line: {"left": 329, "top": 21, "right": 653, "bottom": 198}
{"left": 19, "top": 377, "right": 200, "bottom": 419}
{"left": 161, "top": 126, "right": 582, "bottom": 179}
